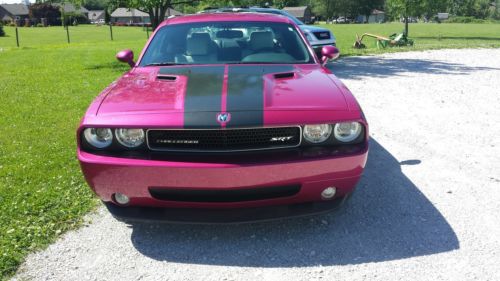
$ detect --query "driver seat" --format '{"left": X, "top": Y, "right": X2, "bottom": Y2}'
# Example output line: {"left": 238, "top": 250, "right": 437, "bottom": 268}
{"left": 242, "top": 31, "right": 275, "bottom": 58}
{"left": 175, "top": 33, "right": 217, "bottom": 63}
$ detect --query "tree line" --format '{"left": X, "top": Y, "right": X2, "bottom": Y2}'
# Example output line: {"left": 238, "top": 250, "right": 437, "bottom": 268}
{"left": 34, "top": 0, "right": 499, "bottom": 30}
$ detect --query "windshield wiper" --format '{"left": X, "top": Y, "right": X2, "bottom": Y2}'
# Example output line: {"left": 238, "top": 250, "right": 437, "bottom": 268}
{"left": 145, "top": 62, "right": 185, "bottom": 66}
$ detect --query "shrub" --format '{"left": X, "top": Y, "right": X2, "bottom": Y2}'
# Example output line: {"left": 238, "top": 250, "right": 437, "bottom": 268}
{"left": 445, "top": 16, "right": 477, "bottom": 23}
{"left": 36, "top": 23, "right": 44, "bottom": 27}
{"left": 443, "top": 16, "right": 500, "bottom": 24}
{"left": 0, "top": 23, "right": 4, "bottom": 37}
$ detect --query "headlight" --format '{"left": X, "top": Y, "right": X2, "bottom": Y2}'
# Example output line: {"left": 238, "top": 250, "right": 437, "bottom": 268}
{"left": 303, "top": 124, "right": 332, "bottom": 143}
{"left": 83, "top": 128, "right": 113, "bottom": 148}
{"left": 333, "top": 122, "right": 362, "bottom": 142}
{"left": 115, "top": 128, "right": 145, "bottom": 148}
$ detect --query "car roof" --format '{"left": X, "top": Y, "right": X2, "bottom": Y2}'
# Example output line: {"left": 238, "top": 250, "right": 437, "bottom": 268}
{"left": 249, "top": 7, "right": 281, "bottom": 12}
{"left": 159, "top": 12, "right": 295, "bottom": 28}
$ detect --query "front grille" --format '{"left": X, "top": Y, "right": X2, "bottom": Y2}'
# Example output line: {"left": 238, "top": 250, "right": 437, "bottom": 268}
{"left": 149, "top": 184, "right": 301, "bottom": 202}
{"left": 147, "top": 127, "right": 301, "bottom": 152}
{"left": 313, "top": 31, "right": 331, "bottom": 40}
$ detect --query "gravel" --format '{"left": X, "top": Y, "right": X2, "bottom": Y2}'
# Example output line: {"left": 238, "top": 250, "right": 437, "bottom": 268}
{"left": 13, "top": 48, "right": 500, "bottom": 281}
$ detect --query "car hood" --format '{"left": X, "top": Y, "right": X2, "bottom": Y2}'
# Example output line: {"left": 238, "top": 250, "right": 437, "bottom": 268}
{"left": 96, "top": 65, "right": 348, "bottom": 126}
{"left": 299, "top": 25, "right": 331, "bottom": 33}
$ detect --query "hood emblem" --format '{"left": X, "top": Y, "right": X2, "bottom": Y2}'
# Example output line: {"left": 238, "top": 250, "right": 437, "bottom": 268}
{"left": 217, "top": 112, "right": 231, "bottom": 124}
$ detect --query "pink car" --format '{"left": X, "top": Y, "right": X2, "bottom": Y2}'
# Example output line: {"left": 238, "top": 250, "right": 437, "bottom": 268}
{"left": 77, "top": 12, "right": 369, "bottom": 223}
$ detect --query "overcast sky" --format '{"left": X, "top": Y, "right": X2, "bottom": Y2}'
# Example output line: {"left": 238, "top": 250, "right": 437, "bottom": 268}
{"left": 0, "top": 0, "right": 32, "bottom": 4}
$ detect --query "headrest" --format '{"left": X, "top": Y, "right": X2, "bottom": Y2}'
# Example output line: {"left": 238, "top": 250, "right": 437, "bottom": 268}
{"left": 250, "top": 31, "right": 274, "bottom": 51}
{"left": 186, "top": 33, "right": 211, "bottom": 56}
{"left": 216, "top": 30, "right": 244, "bottom": 39}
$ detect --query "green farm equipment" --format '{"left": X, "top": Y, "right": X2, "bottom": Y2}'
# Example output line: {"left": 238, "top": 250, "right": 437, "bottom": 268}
{"left": 353, "top": 32, "right": 414, "bottom": 49}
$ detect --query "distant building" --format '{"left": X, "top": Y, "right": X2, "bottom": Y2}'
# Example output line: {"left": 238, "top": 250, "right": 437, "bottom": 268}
{"left": 437, "top": 13, "right": 449, "bottom": 20}
{"left": 0, "top": 3, "right": 29, "bottom": 23}
{"left": 165, "top": 8, "right": 183, "bottom": 17}
{"left": 110, "top": 8, "right": 182, "bottom": 24}
{"left": 356, "top": 9, "right": 385, "bottom": 23}
{"left": 283, "top": 6, "right": 312, "bottom": 24}
{"left": 111, "top": 8, "right": 150, "bottom": 24}
{"left": 88, "top": 10, "right": 105, "bottom": 23}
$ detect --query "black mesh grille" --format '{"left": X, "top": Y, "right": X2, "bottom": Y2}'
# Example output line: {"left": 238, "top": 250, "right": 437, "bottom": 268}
{"left": 149, "top": 185, "right": 301, "bottom": 202}
{"left": 313, "top": 31, "right": 331, "bottom": 40}
{"left": 147, "top": 127, "right": 301, "bottom": 152}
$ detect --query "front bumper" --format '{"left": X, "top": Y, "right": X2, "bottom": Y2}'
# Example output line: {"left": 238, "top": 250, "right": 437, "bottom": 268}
{"left": 79, "top": 146, "right": 367, "bottom": 221}
{"left": 105, "top": 195, "right": 349, "bottom": 223}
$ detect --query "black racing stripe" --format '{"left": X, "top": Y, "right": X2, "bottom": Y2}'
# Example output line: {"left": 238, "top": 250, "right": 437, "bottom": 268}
{"left": 226, "top": 65, "right": 295, "bottom": 128}
{"left": 159, "top": 66, "right": 224, "bottom": 128}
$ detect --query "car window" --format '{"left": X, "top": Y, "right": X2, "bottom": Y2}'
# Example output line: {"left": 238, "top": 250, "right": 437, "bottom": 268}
{"left": 139, "top": 21, "right": 313, "bottom": 66}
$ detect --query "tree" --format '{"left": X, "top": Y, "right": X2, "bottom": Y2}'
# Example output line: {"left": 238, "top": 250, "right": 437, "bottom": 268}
{"left": 84, "top": 0, "right": 109, "bottom": 10}
{"left": 494, "top": 0, "right": 500, "bottom": 19}
{"left": 311, "top": 0, "right": 383, "bottom": 22}
{"left": 29, "top": 3, "right": 62, "bottom": 25}
{"left": 473, "top": 0, "right": 492, "bottom": 19}
{"left": 386, "top": 0, "right": 421, "bottom": 35}
{"left": 447, "top": 0, "right": 476, "bottom": 16}
{"left": 386, "top": 0, "right": 445, "bottom": 35}
{"left": 112, "top": 0, "right": 198, "bottom": 29}
{"left": 356, "top": 0, "right": 384, "bottom": 22}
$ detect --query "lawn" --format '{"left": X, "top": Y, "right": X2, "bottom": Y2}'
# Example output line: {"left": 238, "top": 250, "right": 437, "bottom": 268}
{"left": 321, "top": 22, "right": 500, "bottom": 55}
{"left": 0, "top": 26, "right": 147, "bottom": 279}
{"left": 0, "top": 23, "right": 499, "bottom": 279}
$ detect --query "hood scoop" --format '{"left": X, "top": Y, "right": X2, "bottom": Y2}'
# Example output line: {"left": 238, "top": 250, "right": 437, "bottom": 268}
{"left": 273, "top": 72, "right": 295, "bottom": 79}
{"left": 156, "top": 74, "right": 177, "bottom": 81}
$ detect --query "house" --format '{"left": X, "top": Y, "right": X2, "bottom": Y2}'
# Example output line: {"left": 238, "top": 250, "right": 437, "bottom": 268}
{"left": 165, "top": 8, "right": 183, "bottom": 17}
{"left": 0, "top": 3, "right": 29, "bottom": 23}
{"left": 110, "top": 8, "right": 182, "bottom": 24}
{"left": 356, "top": 9, "right": 385, "bottom": 23}
{"left": 283, "top": 6, "right": 312, "bottom": 24}
{"left": 88, "top": 10, "right": 105, "bottom": 23}
{"left": 111, "top": 8, "right": 150, "bottom": 24}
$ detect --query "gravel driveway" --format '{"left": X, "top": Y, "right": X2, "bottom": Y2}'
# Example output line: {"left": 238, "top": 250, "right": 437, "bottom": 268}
{"left": 14, "top": 49, "right": 500, "bottom": 281}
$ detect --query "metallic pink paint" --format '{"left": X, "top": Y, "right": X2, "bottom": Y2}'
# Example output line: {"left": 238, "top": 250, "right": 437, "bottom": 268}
{"left": 78, "top": 13, "right": 369, "bottom": 220}
{"left": 116, "top": 49, "right": 135, "bottom": 68}
{"left": 79, "top": 149, "right": 367, "bottom": 208}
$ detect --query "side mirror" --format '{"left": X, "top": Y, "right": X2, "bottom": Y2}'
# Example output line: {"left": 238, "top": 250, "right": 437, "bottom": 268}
{"left": 321, "top": 46, "right": 340, "bottom": 66}
{"left": 116, "top": 49, "right": 135, "bottom": 68}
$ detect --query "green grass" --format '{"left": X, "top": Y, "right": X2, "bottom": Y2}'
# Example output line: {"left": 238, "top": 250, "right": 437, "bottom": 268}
{"left": 0, "top": 26, "right": 147, "bottom": 279}
{"left": 0, "top": 25, "right": 149, "bottom": 48}
{"left": 0, "top": 23, "right": 499, "bottom": 279}
{"left": 320, "top": 22, "right": 500, "bottom": 56}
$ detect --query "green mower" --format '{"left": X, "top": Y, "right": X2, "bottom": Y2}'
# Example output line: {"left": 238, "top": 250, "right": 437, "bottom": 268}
{"left": 354, "top": 32, "right": 414, "bottom": 49}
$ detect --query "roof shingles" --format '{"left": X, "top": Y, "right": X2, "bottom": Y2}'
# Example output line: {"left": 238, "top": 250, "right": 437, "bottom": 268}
{"left": 0, "top": 3, "right": 29, "bottom": 16}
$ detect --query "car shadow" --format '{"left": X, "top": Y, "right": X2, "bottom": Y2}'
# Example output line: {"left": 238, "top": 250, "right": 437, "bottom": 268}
{"left": 128, "top": 139, "right": 459, "bottom": 267}
{"left": 328, "top": 56, "right": 499, "bottom": 80}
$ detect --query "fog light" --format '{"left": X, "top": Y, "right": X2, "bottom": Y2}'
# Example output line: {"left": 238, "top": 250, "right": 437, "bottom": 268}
{"left": 321, "top": 187, "right": 337, "bottom": 200}
{"left": 114, "top": 193, "right": 129, "bottom": 205}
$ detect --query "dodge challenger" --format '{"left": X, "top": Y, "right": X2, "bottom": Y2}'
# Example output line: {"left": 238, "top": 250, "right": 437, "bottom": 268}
{"left": 77, "top": 12, "right": 369, "bottom": 223}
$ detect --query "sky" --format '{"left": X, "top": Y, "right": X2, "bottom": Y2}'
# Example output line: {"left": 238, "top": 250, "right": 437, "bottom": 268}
{"left": 0, "top": 0, "right": 32, "bottom": 4}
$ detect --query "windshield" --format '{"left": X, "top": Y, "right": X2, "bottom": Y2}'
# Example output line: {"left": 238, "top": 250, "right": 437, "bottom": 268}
{"left": 139, "top": 21, "right": 313, "bottom": 66}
